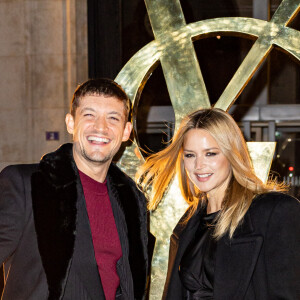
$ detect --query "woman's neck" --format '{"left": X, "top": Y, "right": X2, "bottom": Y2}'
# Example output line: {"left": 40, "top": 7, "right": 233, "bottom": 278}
{"left": 206, "top": 194, "right": 223, "bottom": 214}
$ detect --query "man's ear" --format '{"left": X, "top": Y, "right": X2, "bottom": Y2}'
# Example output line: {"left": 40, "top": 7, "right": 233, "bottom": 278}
{"left": 122, "top": 122, "right": 133, "bottom": 142}
{"left": 65, "top": 113, "right": 75, "bottom": 135}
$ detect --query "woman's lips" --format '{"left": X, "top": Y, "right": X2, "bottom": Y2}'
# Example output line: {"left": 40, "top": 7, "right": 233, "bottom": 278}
{"left": 196, "top": 173, "right": 213, "bottom": 182}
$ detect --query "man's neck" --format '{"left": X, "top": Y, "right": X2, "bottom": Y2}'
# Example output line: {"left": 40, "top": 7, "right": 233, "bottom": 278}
{"left": 73, "top": 150, "right": 111, "bottom": 183}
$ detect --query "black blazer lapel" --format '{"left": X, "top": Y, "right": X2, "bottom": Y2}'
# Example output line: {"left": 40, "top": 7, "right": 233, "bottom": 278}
{"left": 31, "top": 144, "right": 78, "bottom": 300}
{"left": 106, "top": 163, "right": 148, "bottom": 299}
{"left": 214, "top": 213, "right": 263, "bottom": 300}
{"left": 107, "top": 179, "right": 132, "bottom": 299}
{"left": 163, "top": 207, "right": 206, "bottom": 299}
{"left": 69, "top": 181, "right": 105, "bottom": 300}
{"left": 171, "top": 206, "right": 207, "bottom": 266}
{"left": 168, "top": 210, "right": 201, "bottom": 271}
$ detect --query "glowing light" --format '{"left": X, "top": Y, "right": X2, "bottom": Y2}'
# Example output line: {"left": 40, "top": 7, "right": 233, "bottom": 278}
{"left": 289, "top": 166, "right": 294, "bottom": 171}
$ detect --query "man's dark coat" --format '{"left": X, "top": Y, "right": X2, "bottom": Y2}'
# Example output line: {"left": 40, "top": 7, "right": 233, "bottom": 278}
{"left": 0, "top": 143, "right": 148, "bottom": 300}
{"left": 163, "top": 192, "right": 300, "bottom": 300}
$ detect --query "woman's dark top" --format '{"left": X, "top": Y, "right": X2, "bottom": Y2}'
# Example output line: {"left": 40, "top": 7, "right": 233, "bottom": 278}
{"left": 179, "top": 211, "right": 219, "bottom": 300}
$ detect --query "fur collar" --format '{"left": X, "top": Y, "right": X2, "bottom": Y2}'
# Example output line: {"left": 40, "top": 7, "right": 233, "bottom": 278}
{"left": 31, "top": 143, "right": 78, "bottom": 300}
{"left": 31, "top": 143, "right": 147, "bottom": 299}
{"left": 37, "top": 143, "right": 78, "bottom": 187}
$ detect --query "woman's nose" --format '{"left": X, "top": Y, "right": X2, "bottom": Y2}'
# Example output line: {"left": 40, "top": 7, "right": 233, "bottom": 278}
{"left": 195, "top": 156, "right": 205, "bottom": 169}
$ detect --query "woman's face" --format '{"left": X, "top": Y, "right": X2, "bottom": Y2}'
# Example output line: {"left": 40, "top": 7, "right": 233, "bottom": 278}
{"left": 183, "top": 129, "right": 232, "bottom": 202}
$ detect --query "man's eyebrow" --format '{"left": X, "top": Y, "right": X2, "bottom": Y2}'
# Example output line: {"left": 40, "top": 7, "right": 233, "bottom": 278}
{"left": 80, "top": 107, "right": 96, "bottom": 113}
{"left": 107, "top": 111, "right": 125, "bottom": 119}
{"left": 108, "top": 111, "right": 123, "bottom": 116}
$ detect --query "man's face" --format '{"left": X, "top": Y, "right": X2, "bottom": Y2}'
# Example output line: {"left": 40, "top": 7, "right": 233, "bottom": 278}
{"left": 66, "top": 94, "right": 132, "bottom": 169}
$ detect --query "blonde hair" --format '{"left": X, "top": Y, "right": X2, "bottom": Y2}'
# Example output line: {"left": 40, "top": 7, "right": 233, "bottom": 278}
{"left": 136, "top": 108, "right": 287, "bottom": 239}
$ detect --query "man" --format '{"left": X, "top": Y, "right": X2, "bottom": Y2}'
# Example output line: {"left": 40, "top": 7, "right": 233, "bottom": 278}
{"left": 0, "top": 78, "right": 148, "bottom": 300}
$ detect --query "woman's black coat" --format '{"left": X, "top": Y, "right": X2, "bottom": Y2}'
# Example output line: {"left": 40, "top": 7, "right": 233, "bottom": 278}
{"left": 163, "top": 192, "right": 300, "bottom": 300}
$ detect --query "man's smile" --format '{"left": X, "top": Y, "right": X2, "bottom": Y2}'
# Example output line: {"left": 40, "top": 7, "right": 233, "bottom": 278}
{"left": 87, "top": 135, "right": 111, "bottom": 144}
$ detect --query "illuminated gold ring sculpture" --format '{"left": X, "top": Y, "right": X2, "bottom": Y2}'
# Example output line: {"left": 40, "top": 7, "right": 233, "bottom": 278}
{"left": 114, "top": 0, "right": 300, "bottom": 298}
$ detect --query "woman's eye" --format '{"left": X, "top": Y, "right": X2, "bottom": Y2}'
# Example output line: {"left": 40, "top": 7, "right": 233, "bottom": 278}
{"left": 184, "top": 153, "right": 194, "bottom": 158}
{"left": 206, "top": 152, "right": 217, "bottom": 156}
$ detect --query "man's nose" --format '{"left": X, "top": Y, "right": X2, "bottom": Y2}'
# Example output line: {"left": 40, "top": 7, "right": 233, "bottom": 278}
{"left": 93, "top": 116, "right": 108, "bottom": 131}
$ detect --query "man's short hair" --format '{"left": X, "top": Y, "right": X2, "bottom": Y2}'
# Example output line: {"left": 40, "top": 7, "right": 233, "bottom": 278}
{"left": 70, "top": 78, "right": 131, "bottom": 121}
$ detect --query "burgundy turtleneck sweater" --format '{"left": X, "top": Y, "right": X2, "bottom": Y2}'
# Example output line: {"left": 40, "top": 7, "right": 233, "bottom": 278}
{"left": 79, "top": 170, "right": 122, "bottom": 300}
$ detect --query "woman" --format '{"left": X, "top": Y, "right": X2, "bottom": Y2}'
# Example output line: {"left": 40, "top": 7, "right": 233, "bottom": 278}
{"left": 137, "top": 108, "right": 300, "bottom": 299}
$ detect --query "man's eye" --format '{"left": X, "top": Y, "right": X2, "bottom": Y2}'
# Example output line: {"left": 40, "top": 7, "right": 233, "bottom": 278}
{"left": 110, "top": 116, "right": 120, "bottom": 121}
{"left": 84, "top": 113, "right": 94, "bottom": 117}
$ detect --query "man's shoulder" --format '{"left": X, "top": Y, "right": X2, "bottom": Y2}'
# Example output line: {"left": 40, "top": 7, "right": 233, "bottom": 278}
{"left": 41, "top": 143, "right": 73, "bottom": 163}
{"left": 1, "top": 163, "right": 38, "bottom": 178}
{"left": 108, "top": 163, "right": 136, "bottom": 185}
{"left": 1, "top": 144, "right": 74, "bottom": 176}
{"left": 108, "top": 163, "right": 145, "bottom": 200}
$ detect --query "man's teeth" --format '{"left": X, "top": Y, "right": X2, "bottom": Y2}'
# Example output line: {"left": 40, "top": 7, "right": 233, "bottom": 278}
{"left": 197, "top": 173, "right": 212, "bottom": 178}
{"left": 87, "top": 136, "right": 110, "bottom": 143}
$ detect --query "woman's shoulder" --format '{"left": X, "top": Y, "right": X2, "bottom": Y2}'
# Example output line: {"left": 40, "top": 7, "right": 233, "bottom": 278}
{"left": 250, "top": 191, "right": 300, "bottom": 217}
{"left": 244, "top": 192, "right": 300, "bottom": 236}
{"left": 253, "top": 191, "right": 299, "bottom": 205}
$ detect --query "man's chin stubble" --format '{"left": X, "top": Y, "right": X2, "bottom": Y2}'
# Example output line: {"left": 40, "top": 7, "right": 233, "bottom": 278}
{"left": 82, "top": 148, "right": 111, "bottom": 165}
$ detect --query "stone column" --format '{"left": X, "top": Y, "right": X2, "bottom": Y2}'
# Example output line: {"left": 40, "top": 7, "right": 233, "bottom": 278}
{"left": 0, "top": 0, "right": 88, "bottom": 170}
